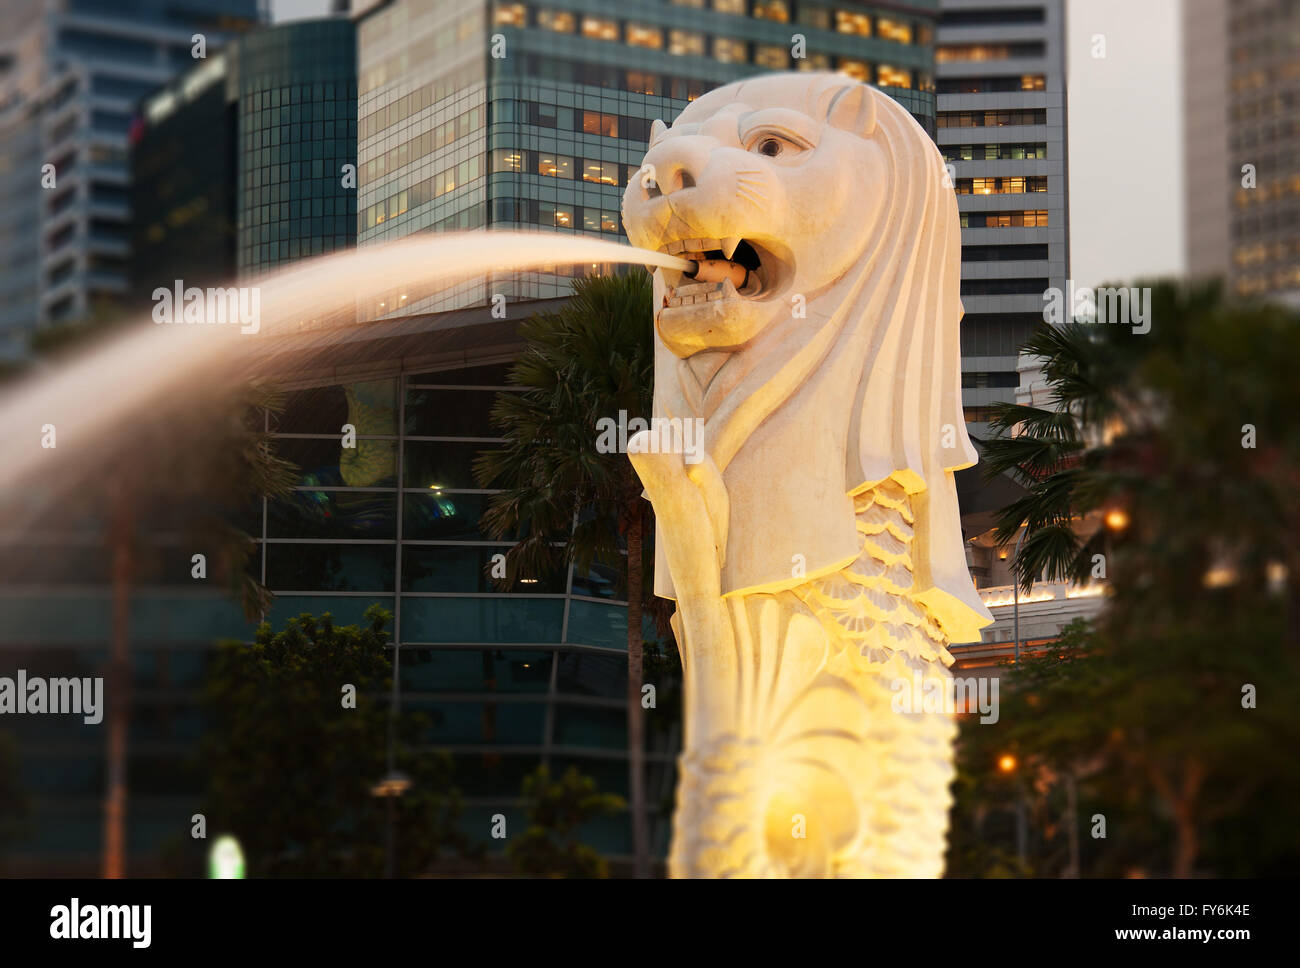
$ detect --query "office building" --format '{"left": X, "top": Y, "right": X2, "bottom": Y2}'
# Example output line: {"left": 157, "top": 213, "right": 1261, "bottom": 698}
{"left": 0, "top": 0, "right": 262, "bottom": 353}
{"left": 1184, "top": 0, "right": 1300, "bottom": 304}
{"left": 934, "top": 0, "right": 1068, "bottom": 424}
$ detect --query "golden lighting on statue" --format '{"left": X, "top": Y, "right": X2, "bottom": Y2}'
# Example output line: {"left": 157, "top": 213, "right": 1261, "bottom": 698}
{"left": 622, "top": 73, "right": 992, "bottom": 878}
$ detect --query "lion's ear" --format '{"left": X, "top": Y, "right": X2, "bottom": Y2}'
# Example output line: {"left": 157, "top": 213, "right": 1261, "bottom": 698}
{"left": 826, "top": 84, "right": 877, "bottom": 138}
{"left": 650, "top": 118, "right": 668, "bottom": 145}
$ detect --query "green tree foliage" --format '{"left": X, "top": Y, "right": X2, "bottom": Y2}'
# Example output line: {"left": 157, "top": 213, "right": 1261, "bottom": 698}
{"left": 506, "top": 765, "right": 625, "bottom": 878}
{"left": 200, "top": 605, "right": 478, "bottom": 876}
{"left": 961, "top": 281, "right": 1300, "bottom": 876}
{"left": 473, "top": 271, "right": 664, "bottom": 876}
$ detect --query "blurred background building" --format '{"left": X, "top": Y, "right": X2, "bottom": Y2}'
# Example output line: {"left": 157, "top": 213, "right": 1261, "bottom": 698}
{"left": 0, "top": 0, "right": 264, "bottom": 357}
{"left": 1184, "top": 0, "right": 1300, "bottom": 305}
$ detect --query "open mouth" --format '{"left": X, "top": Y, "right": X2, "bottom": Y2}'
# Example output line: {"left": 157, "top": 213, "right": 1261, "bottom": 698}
{"left": 656, "top": 237, "right": 782, "bottom": 308}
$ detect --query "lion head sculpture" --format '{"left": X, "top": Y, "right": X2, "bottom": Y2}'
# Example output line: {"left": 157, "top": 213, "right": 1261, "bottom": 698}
{"left": 622, "top": 72, "right": 991, "bottom": 645}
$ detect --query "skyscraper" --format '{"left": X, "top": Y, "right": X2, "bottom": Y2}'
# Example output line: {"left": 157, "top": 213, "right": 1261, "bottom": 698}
{"left": 355, "top": 0, "right": 940, "bottom": 316}
{"left": 0, "top": 0, "right": 262, "bottom": 353}
{"left": 1184, "top": 0, "right": 1300, "bottom": 304}
{"left": 934, "top": 0, "right": 1068, "bottom": 424}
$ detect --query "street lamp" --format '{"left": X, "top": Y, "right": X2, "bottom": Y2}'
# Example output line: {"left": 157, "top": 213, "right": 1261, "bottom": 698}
{"left": 1011, "top": 523, "right": 1030, "bottom": 663}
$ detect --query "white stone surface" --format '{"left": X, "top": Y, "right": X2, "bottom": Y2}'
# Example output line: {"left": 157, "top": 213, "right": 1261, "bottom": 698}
{"left": 622, "top": 73, "right": 991, "bottom": 877}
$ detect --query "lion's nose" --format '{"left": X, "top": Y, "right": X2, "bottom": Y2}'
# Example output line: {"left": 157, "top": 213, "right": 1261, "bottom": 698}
{"left": 641, "top": 139, "right": 709, "bottom": 198}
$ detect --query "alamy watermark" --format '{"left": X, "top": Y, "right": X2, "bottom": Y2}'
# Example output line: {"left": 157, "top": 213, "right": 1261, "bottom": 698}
{"left": 0, "top": 670, "right": 103, "bottom": 724}
{"left": 891, "top": 670, "right": 1000, "bottom": 724}
{"left": 152, "top": 280, "right": 260, "bottom": 334}
{"left": 1043, "top": 280, "right": 1151, "bottom": 335}
{"left": 596, "top": 410, "right": 705, "bottom": 465}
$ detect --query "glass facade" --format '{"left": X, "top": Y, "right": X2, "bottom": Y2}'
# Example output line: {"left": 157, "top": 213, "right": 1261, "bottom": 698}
{"left": 358, "top": 0, "right": 939, "bottom": 316}
{"left": 258, "top": 350, "right": 679, "bottom": 857}
{"left": 232, "top": 19, "right": 358, "bottom": 276}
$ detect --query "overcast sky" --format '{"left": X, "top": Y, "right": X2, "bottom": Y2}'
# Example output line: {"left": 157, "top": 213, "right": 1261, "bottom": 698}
{"left": 271, "top": 0, "right": 1187, "bottom": 288}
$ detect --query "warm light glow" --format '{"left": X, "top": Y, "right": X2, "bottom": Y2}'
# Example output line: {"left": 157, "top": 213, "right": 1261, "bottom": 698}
{"left": 1104, "top": 508, "right": 1130, "bottom": 531}
{"left": 998, "top": 754, "right": 1017, "bottom": 774}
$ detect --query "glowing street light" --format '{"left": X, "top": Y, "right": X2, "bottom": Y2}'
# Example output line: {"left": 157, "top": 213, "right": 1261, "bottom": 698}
{"left": 997, "top": 753, "right": 1018, "bottom": 774}
{"left": 1104, "top": 507, "right": 1130, "bottom": 532}
{"left": 208, "top": 835, "right": 245, "bottom": 879}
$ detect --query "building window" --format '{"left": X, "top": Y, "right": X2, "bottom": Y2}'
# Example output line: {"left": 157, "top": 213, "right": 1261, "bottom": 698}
{"left": 959, "top": 210, "right": 1048, "bottom": 228}
{"left": 755, "top": 44, "right": 790, "bottom": 69}
{"left": 836, "top": 10, "right": 872, "bottom": 36}
{"left": 876, "top": 17, "right": 912, "bottom": 43}
{"left": 581, "top": 16, "right": 619, "bottom": 41}
{"left": 714, "top": 37, "right": 747, "bottom": 62}
{"left": 797, "top": 52, "right": 832, "bottom": 71}
{"left": 936, "top": 43, "right": 1047, "bottom": 63}
{"left": 669, "top": 28, "right": 706, "bottom": 56}
{"left": 958, "top": 176, "right": 1048, "bottom": 195}
{"left": 626, "top": 23, "right": 663, "bottom": 49}
{"left": 536, "top": 9, "right": 575, "bottom": 32}
{"left": 753, "top": 0, "right": 790, "bottom": 22}
{"left": 582, "top": 111, "right": 619, "bottom": 137}
{"left": 493, "top": 3, "right": 526, "bottom": 28}
{"left": 714, "top": 0, "right": 746, "bottom": 13}
{"left": 627, "top": 71, "right": 660, "bottom": 95}
{"left": 540, "top": 202, "right": 574, "bottom": 227}
{"left": 537, "top": 153, "right": 572, "bottom": 178}
{"left": 837, "top": 58, "right": 871, "bottom": 82}
{"left": 490, "top": 148, "right": 523, "bottom": 172}
{"left": 877, "top": 64, "right": 911, "bottom": 88}
{"left": 582, "top": 160, "right": 621, "bottom": 185}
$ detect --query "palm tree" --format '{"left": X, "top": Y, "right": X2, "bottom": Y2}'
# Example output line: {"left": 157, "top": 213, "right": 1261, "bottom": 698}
{"left": 473, "top": 270, "right": 661, "bottom": 877}
{"left": 976, "top": 279, "right": 1300, "bottom": 875}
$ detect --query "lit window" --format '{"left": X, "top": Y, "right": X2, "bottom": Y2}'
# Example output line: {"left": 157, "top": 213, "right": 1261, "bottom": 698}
{"left": 877, "top": 64, "right": 912, "bottom": 88}
{"left": 714, "top": 0, "right": 745, "bottom": 13}
{"left": 583, "top": 160, "right": 620, "bottom": 185}
{"left": 836, "top": 10, "right": 871, "bottom": 36}
{"left": 541, "top": 202, "right": 573, "bottom": 227}
{"left": 601, "top": 211, "right": 619, "bottom": 232}
{"left": 753, "top": 0, "right": 790, "bottom": 22}
{"left": 799, "top": 5, "right": 831, "bottom": 29}
{"left": 582, "top": 16, "right": 619, "bottom": 41}
{"left": 755, "top": 44, "right": 790, "bottom": 69}
{"left": 491, "top": 148, "right": 522, "bottom": 172}
{"left": 876, "top": 17, "right": 912, "bottom": 44}
{"left": 669, "top": 29, "right": 706, "bottom": 56}
{"left": 627, "top": 71, "right": 660, "bottom": 95}
{"left": 493, "top": 3, "right": 525, "bottom": 28}
{"left": 796, "top": 52, "right": 831, "bottom": 71}
{"left": 627, "top": 23, "right": 663, "bottom": 49}
{"left": 582, "top": 111, "right": 618, "bottom": 137}
{"left": 537, "top": 154, "right": 573, "bottom": 178}
{"left": 1021, "top": 74, "right": 1045, "bottom": 90}
{"left": 537, "top": 9, "right": 575, "bottom": 32}
{"left": 713, "top": 37, "right": 747, "bottom": 63}
{"left": 837, "top": 58, "right": 871, "bottom": 82}
{"left": 671, "top": 0, "right": 704, "bottom": 6}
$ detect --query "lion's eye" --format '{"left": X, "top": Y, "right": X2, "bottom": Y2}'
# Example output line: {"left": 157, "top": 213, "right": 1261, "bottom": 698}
{"left": 758, "top": 137, "right": 782, "bottom": 157}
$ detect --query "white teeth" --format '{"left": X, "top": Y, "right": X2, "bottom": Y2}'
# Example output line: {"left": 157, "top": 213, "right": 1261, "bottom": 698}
{"left": 721, "top": 237, "right": 741, "bottom": 260}
{"left": 683, "top": 237, "right": 704, "bottom": 252}
{"left": 721, "top": 277, "right": 739, "bottom": 298}
{"left": 698, "top": 237, "right": 721, "bottom": 251}
{"left": 665, "top": 240, "right": 685, "bottom": 255}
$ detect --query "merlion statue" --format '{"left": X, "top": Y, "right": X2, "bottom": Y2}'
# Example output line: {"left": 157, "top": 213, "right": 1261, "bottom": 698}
{"left": 620, "top": 73, "right": 992, "bottom": 877}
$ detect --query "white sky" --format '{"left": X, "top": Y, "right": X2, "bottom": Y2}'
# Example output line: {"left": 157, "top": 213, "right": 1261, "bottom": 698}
{"left": 271, "top": 0, "right": 1188, "bottom": 288}
{"left": 1065, "top": 0, "right": 1184, "bottom": 286}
